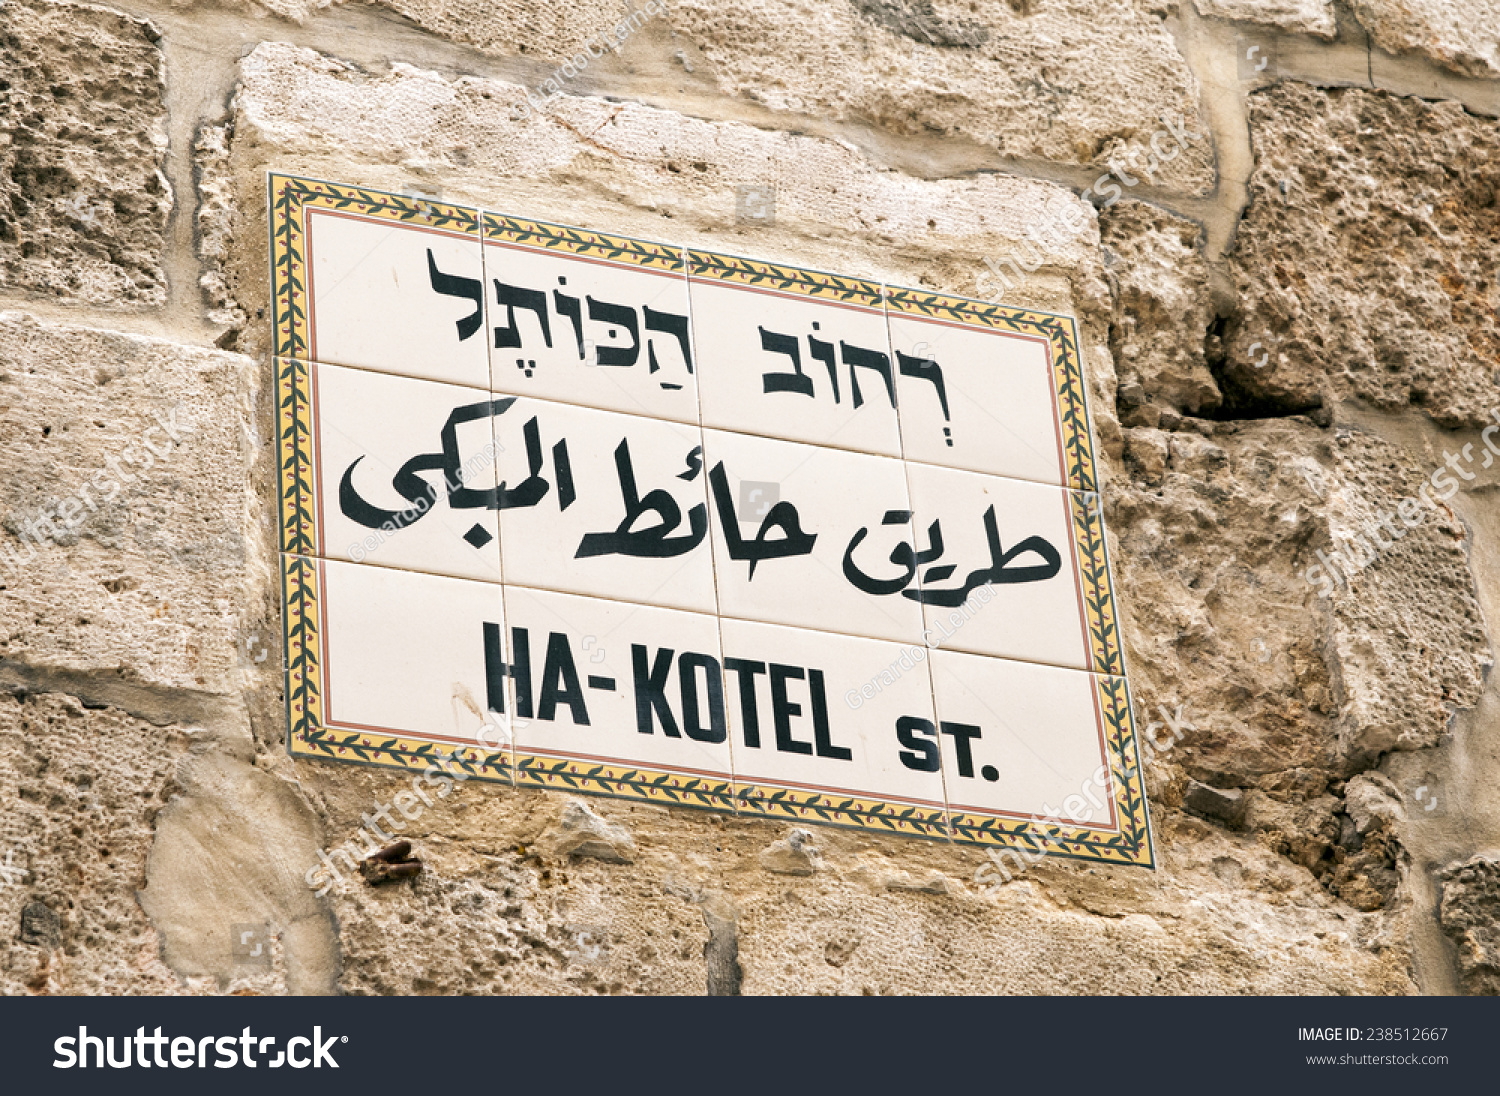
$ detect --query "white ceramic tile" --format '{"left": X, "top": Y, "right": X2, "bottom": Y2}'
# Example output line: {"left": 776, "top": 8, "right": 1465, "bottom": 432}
{"left": 306, "top": 207, "right": 490, "bottom": 389}
{"left": 904, "top": 460, "right": 1090, "bottom": 670}
{"left": 889, "top": 311, "right": 1066, "bottom": 485}
{"left": 304, "top": 361, "right": 503, "bottom": 583}
{"left": 929, "top": 649, "right": 1118, "bottom": 829}
{"left": 502, "top": 585, "right": 733, "bottom": 782}
{"left": 492, "top": 397, "right": 717, "bottom": 615}
{"left": 702, "top": 429, "right": 925, "bottom": 644}
{"left": 718, "top": 618, "right": 945, "bottom": 811}
{"left": 689, "top": 274, "right": 902, "bottom": 455}
{"left": 484, "top": 238, "right": 699, "bottom": 424}
{"left": 317, "top": 556, "right": 511, "bottom": 750}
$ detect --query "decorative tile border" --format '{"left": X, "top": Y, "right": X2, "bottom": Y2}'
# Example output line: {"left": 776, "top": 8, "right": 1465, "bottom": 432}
{"left": 267, "top": 173, "right": 481, "bottom": 364}
{"left": 1070, "top": 490, "right": 1124, "bottom": 677}
{"left": 276, "top": 356, "right": 315, "bottom": 558}
{"left": 515, "top": 753, "right": 733, "bottom": 813}
{"left": 688, "top": 249, "right": 884, "bottom": 309}
{"left": 484, "top": 211, "right": 683, "bottom": 272}
{"left": 946, "top": 675, "right": 1153, "bottom": 867}
{"left": 735, "top": 784, "right": 950, "bottom": 842}
{"left": 885, "top": 287, "right": 1098, "bottom": 495}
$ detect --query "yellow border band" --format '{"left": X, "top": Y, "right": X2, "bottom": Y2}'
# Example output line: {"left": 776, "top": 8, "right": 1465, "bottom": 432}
{"left": 483, "top": 211, "right": 683, "bottom": 272}
{"left": 687, "top": 249, "right": 883, "bottom": 309}
{"left": 515, "top": 753, "right": 733, "bottom": 813}
{"left": 1070, "top": 490, "right": 1123, "bottom": 677}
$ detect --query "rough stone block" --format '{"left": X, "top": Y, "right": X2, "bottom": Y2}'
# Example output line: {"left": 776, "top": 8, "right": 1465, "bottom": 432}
{"left": 0, "top": 312, "right": 257, "bottom": 694}
{"left": 1182, "top": 780, "right": 1248, "bottom": 827}
{"left": 0, "top": 0, "right": 171, "bottom": 305}
{"left": 1194, "top": 0, "right": 1337, "bottom": 37}
{"left": 0, "top": 692, "right": 187, "bottom": 995}
{"left": 1100, "top": 199, "right": 1222, "bottom": 418}
{"left": 668, "top": 0, "right": 1215, "bottom": 194}
{"left": 1227, "top": 85, "right": 1500, "bottom": 427}
{"left": 1439, "top": 854, "right": 1500, "bottom": 994}
{"left": 1354, "top": 0, "right": 1500, "bottom": 79}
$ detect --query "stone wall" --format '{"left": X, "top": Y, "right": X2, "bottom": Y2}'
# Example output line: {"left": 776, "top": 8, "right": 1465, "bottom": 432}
{"left": 2, "top": 0, "right": 1499, "bottom": 995}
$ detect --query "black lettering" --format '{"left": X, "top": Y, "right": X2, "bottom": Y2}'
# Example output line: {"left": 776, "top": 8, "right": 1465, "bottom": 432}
{"left": 678, "top": 652, "right": 727, "bottom": 744}
{"left": 896, "top": 716, "right": 940, "bottom": 772}
{"left": 510, "top": 627, "right": 533, "bottom": 719}
{"left": 538, "top": 631, "right": 589, "bottom": 724}
{"left": 484, "top": 626, "right": 533, "bottom": 718}
{"left": 768, "top": 664, "right": 813, "bottom": 755}
{"left": 723, "top": 657, "right": 766, "bottom": 748}
{"left": 808, "top": 669, "right": 851, "bottom": 760}
{"left": 632, "top": 644, "right": 680, "bottom": 737}
{"left": 940, "top": 721, "right": 982, "bottom": 778}
{"left": 483, "top": 621, "right": 507, "bottom": 715}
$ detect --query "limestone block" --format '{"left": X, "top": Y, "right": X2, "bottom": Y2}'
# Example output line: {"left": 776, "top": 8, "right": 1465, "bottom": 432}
{"left": 303, "top": 775, "right": 716, "bottom": 994}
{"left": 1353, "top": 0, "right": 1500, "bottom": 79}
{"left": 0, "top": 312, "right": 258, "bottom": 694}
{"left": 1439, "top": 854, "right": 1500, "bottom": 994}
{"left": 1226, "top": 85, "right": 1500, "bottom": 427}
{"left": 1193, "top": 0, "right": 1337, "bottom": 37}
{"left": 1319, "top": 428, "right": 1488, "bottom": 765}
{"left": 1113, "top": 419, "right": 1486, "bottom": 786}
{"left": 1100, "top": 199, "right": 1222, "bottom": 417}
{"left": 667, "top": 0, "right": 1215, "bottom": 194}
{"left": 0, "top": 0, "right": 170, "bottom": 305}
{"left": 140, "top": 727, "right": 338, "bottom": 995}
{"left": 224, "top": 0, "right": 1212, "bottom": 192}
{"left": 730, "top": 817, "right": 1414, "bottom": 994}
{"left": 0, "top": 693, "right": 187, "bottom": 995}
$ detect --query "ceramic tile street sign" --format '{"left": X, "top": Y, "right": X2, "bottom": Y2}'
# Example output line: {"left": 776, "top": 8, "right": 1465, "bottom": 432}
{"left": 270, "top": 173, "right": 1152, "bottom": 867}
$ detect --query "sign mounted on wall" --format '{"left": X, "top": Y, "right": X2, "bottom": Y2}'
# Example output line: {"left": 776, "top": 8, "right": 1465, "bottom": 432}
{"left": 269, "top": 172, "right": 1153, "bottom": 868}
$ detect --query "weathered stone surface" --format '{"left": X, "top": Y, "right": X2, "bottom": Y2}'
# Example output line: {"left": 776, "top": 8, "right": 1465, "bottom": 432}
{"left": 306, "top": 780, "right": 726, "bottom": 994}
{"left": 732, "top": 816, "right": 1414, "bottom": 994}
{"left": 1116, "top": 419, "right": 1486, "bottom": 789}
{"left": 1318, "top": 427, "right": 1488, "bottom": 764}
{"left": 1353, "top": 0, "right": 1500, "bottom": 79}
{"left": 0, "top": 0, "right": 170, "bottom": 305}
{"left": 539, "top": 799, "right": 636, "bottom": 863}
{"left": 0, "top": 693, "right": 186, "bottom": 994}
{"left": 139, "top": 723, "right": 338, "bottom": 995}
{"left": 758, "top": 828, "right": 821, "bottom": 876}
{"left": 1183, "top": 780, "right": 1248, "bottom": 827}
{"left": 668, "top": 0, "right": 1215, "bottom": 193}
{"left": 0, "top": 312, "right": 258, "bottom": 694}
{"left": 1225, "top": 85, "right": 1500, "bottom": 427}
{"left": 1439, "top": 854, "right": 1500, "bottom": 994}
{"left": 225, "top": 0, "right": 1212, "bottom": 192}
{"left": 1193, "top": 0, "right": 1337, "bottom": 37}
{"left": 194, "top": 122, "right": 246, "bottom": 332}
{"left": 1100, "top": 199, "right": 1221, "bottom": 419}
